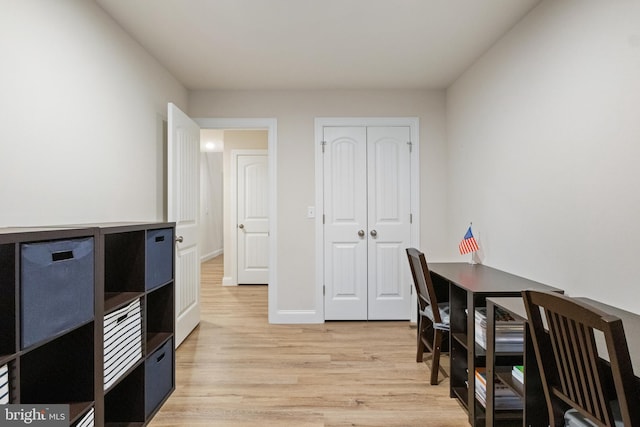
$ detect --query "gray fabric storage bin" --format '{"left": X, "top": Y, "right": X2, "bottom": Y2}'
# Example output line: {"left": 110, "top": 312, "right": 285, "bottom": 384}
{"left": 145, "top": 228, "right": 173, "bottom": 291}
{"left": 20, "top": 237, "right": 94, "bottom": 349}
{"left": 144, "top": 338, "right": 173, "bottom": 418}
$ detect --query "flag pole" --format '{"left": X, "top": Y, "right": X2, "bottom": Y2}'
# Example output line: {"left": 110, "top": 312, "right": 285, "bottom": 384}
{"left": 469, "top": 222, "right": 475, "bottom": 265}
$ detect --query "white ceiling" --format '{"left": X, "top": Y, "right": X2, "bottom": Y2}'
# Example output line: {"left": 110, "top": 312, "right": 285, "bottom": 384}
{"left": 96, "top": 0, "right": 541, "bottom": 91}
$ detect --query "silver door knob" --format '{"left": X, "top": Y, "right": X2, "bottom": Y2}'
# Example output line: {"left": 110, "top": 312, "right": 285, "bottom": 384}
{"left": 358, "top": 230, "right": 365, "bottom": 237}
{"left": 176, "top": 235, "right": 184, "bottom": 243}
{"left": 370, "top": 230, "right": 377, "bottom": 237}
{"left": 238, "top": 224, "right": 245, "bottom": 229}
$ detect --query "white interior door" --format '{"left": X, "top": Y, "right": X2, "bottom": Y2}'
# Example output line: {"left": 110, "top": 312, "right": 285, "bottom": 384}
{"left": 168, "top": 102, "right": 201, "bottom": 347}
{"left": 366, "top": 127, "right": 412, "bottom": 319}
{"left": 236, "top": 152, "right": 269, "bottom": 284}
{"left": 323, "top": 127, "right": 368, "bottom": 320}
{"left": 323, "top": 125, "right": 412, "bottom": 320}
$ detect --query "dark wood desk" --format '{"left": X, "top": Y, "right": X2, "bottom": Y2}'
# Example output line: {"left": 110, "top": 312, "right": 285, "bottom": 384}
{"left": 428, "top": 263, "right": 562, "bottom": 427}
{"left": 486, "top": 296, "right": 640, "bottom": 427}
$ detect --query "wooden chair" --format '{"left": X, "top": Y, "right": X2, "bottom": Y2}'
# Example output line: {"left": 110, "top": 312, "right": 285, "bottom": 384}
{"left": 522, "top": 290, "right": 640, "bottom": 427}
{"left": 405, "top": 248, "right": 449, "bottom": 385}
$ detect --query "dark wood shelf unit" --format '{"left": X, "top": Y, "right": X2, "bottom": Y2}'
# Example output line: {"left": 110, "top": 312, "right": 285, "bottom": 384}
{"left": 104, "top": 291, "right": 146, "bottom": 313}
{"left": 486, "top": 297, "right": 548, "bottom": 427}
{"left": 0, "top": 243, "right": 16, "bottom": 359}
{"left": 472, "top": 408, "right": 524, "bottom": 427}
{"left": 496, "top": 369, "right": 524, "bottom": 397}
{"left": 429, "top": 263, "right": 562, "bottom": 427}
{"left": 103, "top": 356, "right": 146, "bottom": 395}
{"left": 146, "top": 332, "right": 173, "bottom": 356}
{"left": 0, "top": 222, "right": 175, "bottom": 427}
{"left": 103, "top": 230, "right": 145, "bottom": 296}
{"left": 145, "top": 283, "right": 174, "bottom": 353}
{"left": 97, "top": 222, "right": 175, "bottom": 427}
{"left": 104, "top": 364, "right": 145, "bottom": 425}
{"left": 20, "top": 322, "right": 94, "bottom": 405}
{"left": 452, "top": 386, "right": 469, "bottom": 409}
{"left": 69, "top": 401, "right": 95, "bottom": 425}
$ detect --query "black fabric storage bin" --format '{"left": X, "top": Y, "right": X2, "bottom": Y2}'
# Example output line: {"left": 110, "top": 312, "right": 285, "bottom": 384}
{"left": 145, "top": 338, "right": 173, "bottom": 418}
{"left": 20, "top": 237, "right": 94, "bottom": 349}
{"left": 145, "top": 228, "right": 173, "bottom": 291}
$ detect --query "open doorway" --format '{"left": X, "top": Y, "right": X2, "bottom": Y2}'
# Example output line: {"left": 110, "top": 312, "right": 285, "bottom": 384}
{"left": 195, "top": 118, "right": 278, "bottom": 320}
{"left": 200, "top": 129, "right": 268, "bottom": 285}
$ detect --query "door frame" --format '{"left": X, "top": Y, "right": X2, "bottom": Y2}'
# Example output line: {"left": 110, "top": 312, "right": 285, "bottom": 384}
{"left": 194, "top": 118, "right": 279, "bottom": 323}
{"left": 314, "top": 117, "right": 420, "bottom": 323}
{"left": 231, "top": 149, "right": 268, "bottom": 285}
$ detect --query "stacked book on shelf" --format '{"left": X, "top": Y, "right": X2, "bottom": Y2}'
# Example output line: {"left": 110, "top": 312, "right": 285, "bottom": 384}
{"left": 512, "top": 365, "right": 524, "bottom": 384}
{"left": 475, "top": 307, "right": 524, "bottom": 352}
{"left": 475, "top": 368, "right": 523, "bottom": 410}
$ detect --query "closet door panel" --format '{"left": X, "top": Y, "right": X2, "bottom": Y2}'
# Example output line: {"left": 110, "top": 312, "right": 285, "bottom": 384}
{"left": 367, "top": 127, "right": 412, "bottom": 320}
{"left": 323, "top": 127, "right": 368, "bottom": 320}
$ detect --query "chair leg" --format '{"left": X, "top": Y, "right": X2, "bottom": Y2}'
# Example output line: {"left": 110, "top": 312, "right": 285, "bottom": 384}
{"left": 430, "top": 329, "right": 443, "bottom": 385}
{"left": 416, "top": 317, "right": 426, "bottom": 362}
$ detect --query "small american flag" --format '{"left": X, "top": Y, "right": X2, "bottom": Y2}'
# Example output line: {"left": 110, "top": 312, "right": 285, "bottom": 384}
{"left": 459, "top": 226, "right": 479, "bottom": 255}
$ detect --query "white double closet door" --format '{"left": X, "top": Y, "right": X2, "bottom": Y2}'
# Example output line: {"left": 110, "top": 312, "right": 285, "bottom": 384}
{"left": 323, "top": 126, "right": 412, "bottom": 320}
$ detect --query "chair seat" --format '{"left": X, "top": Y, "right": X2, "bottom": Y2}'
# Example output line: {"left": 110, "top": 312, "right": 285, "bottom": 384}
{"left": 421, "top": 302, "right": 450, "bottom": 330}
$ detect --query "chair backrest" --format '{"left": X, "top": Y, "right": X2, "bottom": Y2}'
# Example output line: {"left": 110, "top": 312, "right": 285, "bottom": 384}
{"left": 405, "top": 248, "right": 443, "bottom": 324}
{"left": 522, "top": 290, "right": 640, "bottom": 427}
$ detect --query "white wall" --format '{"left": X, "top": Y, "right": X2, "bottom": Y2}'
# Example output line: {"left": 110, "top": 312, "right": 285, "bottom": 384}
{"left": 0, "top": 0, "right": 187, "bottom": 226}
{"left": 200, "top": 151, "right": 223, "bottom": 261}
{"left": 447, "top": 1, "right": 640, "bottom": 313}
{"left": 189, "top": 90, "right": 448, "bottom": 313}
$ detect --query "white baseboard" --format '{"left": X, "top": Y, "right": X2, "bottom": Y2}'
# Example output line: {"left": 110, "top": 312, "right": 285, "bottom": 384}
{"left": 222, "top": 276, "right": 236, "bottom": 286}
{"left": 269, "top": 310, "right": 324, "bottom": 324}
{"left": 201, "top": 249, "right": 223, "bottom": 263}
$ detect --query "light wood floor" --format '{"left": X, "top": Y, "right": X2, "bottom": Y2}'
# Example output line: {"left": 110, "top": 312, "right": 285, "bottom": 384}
{"left": 149, "top": 256, "right": 469, "bottom": 426}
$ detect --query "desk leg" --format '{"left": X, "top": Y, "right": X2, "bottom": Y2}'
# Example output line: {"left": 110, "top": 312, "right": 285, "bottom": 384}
{"left": 523, "top": 323, "right": 548, "bottom": 427}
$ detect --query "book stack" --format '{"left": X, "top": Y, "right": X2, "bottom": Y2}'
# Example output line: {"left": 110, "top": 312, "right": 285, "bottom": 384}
{"left": 475, "top": 368, "right": 523, "bottom": 410}
{"left": 475, "top": 307, "right": 524, "bottom": 352}
{"left": 512, "top": 365, "right": 524, "bottom": 384}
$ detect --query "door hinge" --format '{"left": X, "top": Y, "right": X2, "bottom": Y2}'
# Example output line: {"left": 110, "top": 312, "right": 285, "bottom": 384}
{"left": 323, "top": 285, "right": 325, "bottom": 296}
{"left": 407, "top": 141, "right": 413, "bottom": 153}
{"left": 321, "top": 140, "right": 327, "bottom": 153}
{"left": 323, "top": 214, "right": 325, "bottom": 224}
{"left": 410, "top": 213, "right": 413, "bottom": 224}
{"left": 410, "top": 284, "right": 413, "bottom": 295}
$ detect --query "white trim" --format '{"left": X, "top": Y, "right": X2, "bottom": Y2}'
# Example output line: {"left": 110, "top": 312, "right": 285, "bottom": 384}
{"left": 270, "top": 310, "right": 323, "bottom": 324}
{"left": 194, "top": 118, "right": 280, "bottom": 322}
{"left": 314, "top": 117, "right": 420, "bottom": 323}
{"left": 222, "top": 276, "right": 235, "bottom": 286}
{"left": 201, "top": 249, "right": 223, "bottom": 263}
{"left": 231, "top": 149, "right": 268, "bottom": 285}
